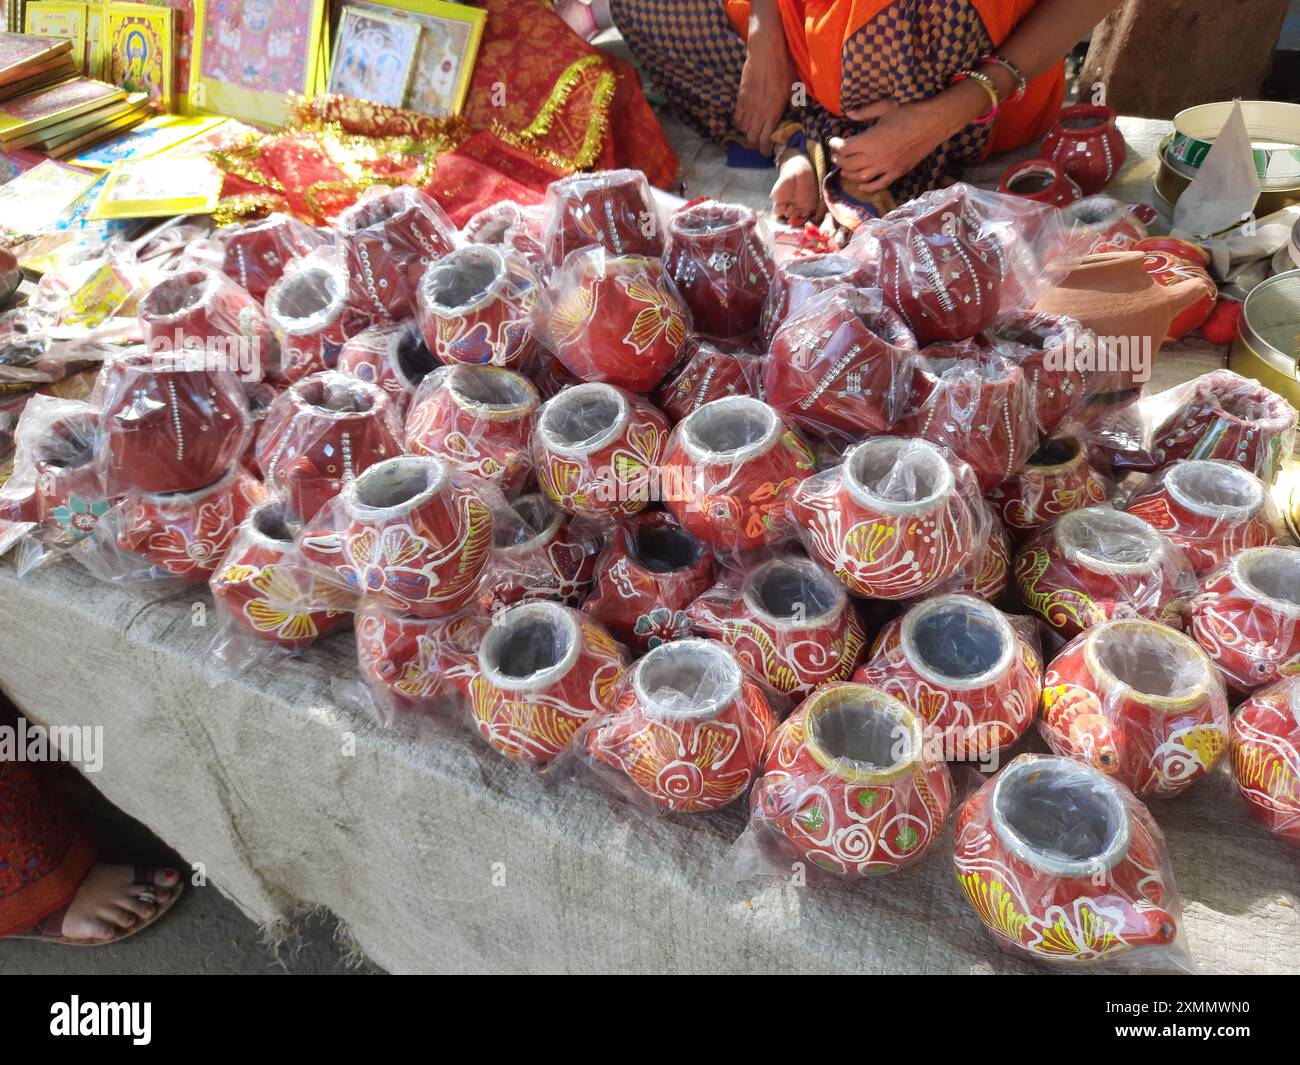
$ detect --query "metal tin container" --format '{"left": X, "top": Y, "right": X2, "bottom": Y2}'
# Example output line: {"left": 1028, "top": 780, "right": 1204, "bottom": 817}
{"left": 1168, "top": 100, "right": 1300, "bottom": 188}
{"left": 1230, "top": 269, "right": 1300, "bottom": 410}
{"left": 1156, "top": 136, "right": 1300, "bottom": 218}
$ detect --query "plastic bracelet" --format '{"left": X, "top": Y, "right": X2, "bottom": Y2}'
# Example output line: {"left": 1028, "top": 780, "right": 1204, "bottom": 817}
{"left": 949, "top": 69, "right": 1000, "bottom": 125}
{"left": 976, "top": 54, "right": 1027, "bottom": 102}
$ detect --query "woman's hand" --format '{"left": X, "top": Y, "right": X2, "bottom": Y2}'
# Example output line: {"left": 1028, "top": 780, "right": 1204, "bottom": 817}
{"left": 829, "top": 97, "right": 968, "bottom": 193}
{"left": 733, "top": 16, "right": 795, "bottom": 155}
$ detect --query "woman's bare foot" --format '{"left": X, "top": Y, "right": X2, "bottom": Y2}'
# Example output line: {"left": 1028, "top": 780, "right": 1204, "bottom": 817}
{"left": 771, "top": 153, "right": 818, "bottom": 226}
{"left": 57, "top": 865, "right": 180, "bottom": 942}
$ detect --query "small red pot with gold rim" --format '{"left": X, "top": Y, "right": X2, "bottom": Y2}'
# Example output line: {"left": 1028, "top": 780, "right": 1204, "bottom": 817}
{"left": 1231, "top": 678, "right": 1300, "bottom": 844}
{"left": 989, "top": 435, "right": 1108, "bottom": 540}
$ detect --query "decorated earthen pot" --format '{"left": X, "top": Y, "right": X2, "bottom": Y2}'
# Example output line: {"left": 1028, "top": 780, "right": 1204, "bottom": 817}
{"left": 533, "top": 382, "right": 670, "bottom": 519}
{"left": 21, "top": 406, "right": 110, "bottom": 545}
{"left": 1040, "top": 618, "right": 1230, "bottom": 798}
{"left": 1042, "top": 104, "right": 1127, "bottom": 196}
{"left": 960, "top": 504, "right": 1013, "bottom": 603}
{"left": 984, "top": 310, "right": 1094, "bottom": 436}
{"left": 1132, "top": 238, "right": 1216, "bottom": 341}
{"left": 337, "top": 320, "right": 438, "bottom": 412}
{"left": 759, "top": 253, "right": 869, "bottom": 348}
{"left": 665, "top": 200, "right": 773, "bottom": 340}
{"left": 583, "top": 638, "right": 776, "bottom": 813}
{"left": 461, "top": 200, "right": 547, "bottom": 270}
{"left": 265, "top": 258, "right": 374, "bottom": 382}
{"left": 218, "top": 213, "right": 328, "bottom": 300}
{"left": 583, "top": 508, "right": 715, "bottom": 652}
{"left": 749, "top": 683, "right": 953, "bottom": 877}
{"left": 478, "top": 493, "right": 601, "bottom": 611}
{"left": 1231, "top": 678, "right": 1300, "bottom": 844}
{"left": 954, "top": 755, "right": 1184, "bottom": 964}
{"left": 354, "top": 606, "right": 477, "bottom": 717}
{"left": 654, "top": 339, "right": 764, "bottom": 423}
{"left": 542, "top": 168, "right": 664, "bottom": 268}
{"left": 989, "top": 435, "right": 1108, "bottom": 540}
{"left": 856, "top": 594, "right": 1042, "bottom": 761}
{"left": 997, "top": 158, "right": 1082, "bottom": 207}
{"left": 686, "top": 553, "right": 868, "bottom": 701}
{"left": 299, "top": 454, "right": 493, "bottom": 618}
{"left": 1061, "top": 195, "right": 1150, "bottom": 252}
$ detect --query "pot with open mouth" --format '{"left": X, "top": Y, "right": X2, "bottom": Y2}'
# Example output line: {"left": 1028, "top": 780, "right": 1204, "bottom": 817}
{"left": 1014, "top": 506, "right": 1192, "bottom": 640}
{"left": 686, "top": 554, "right": 867, "bottom": 700}
{"left": 218, "top": 213, "right": 328, "bottom": 301}
{"left": 749, "top": 682, "right": 953, "bottom": 876}
{"left": 989, "top": 435, "right": 1108, "bottom": 539}
{"left": 405, "top": 365, "right": 539, "bottom": 496}
{"left": 1042, "top": 103, "right": 1127, "bottom": 196}
{"left": 759, "top": 253, "right": 870, "bottom": 347}
{"left": 478, "top": 493, "right": 601, "bottom": 611}
{"left": 1041, "top": 618, "right": 1230, "bottom": 797}
{"left": 997, "top": 158, "right": 1082, "bottom": 206}
{"left": 1187, "top": 546, "right": 1300, "bottom": 691}
{"left": 337, "top": 320, "right": 438, "bottom": 412}
{"left": 584, "top": 508, "right": 715, "bottom": 652}
{"left": 255, "top": 371, "right": 402, "bottom": 522}
{"left": 984, "top": 310, "right": 1095, "bottom": 435}
{"left": 661, "top": 396, "right": 815, "bottom": 550}
{"left": 533, "top": 382, "right": 669, "bottom": 519}
{"left": 542, "top": 168, "right": 664, "bottom": 268}
{"left": 666, "top": 200, "right": 773, "bottom": 340}
{"left": 417, "top": 244, "right": 541, "bottom": 371}
{"left": 1231, "top": 677, "right": 1300, "bottom": 844}
{"left": 265, "top": 258, "right": 373, "bottom": 383}
{"left": 24, "top": 407, "right": 111, "bottom": 544}
{"left": 654, "top": 339, "right": 764, "bottom": 423}
{"left": 298, "top": 454, "right": 494, "bottom": 618}
{"left": 583, "top": 637, "right": 775, "bottom": 812}
{"left": 856, "top": 593, "right": 1042, "bottom": 760}
{"left": 954, "top": 754, "right": 1184, "bottom": 965}
{"left": 788, "top": 435, "right": 982, "bottom": 600}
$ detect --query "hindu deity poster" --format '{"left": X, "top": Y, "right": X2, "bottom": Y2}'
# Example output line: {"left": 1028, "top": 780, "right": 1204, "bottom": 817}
{"left": 190, "top": 0, "right": 327, "bottom": 127}
{"left": 104, "top": 3, "right": 173, "bottom": 111}
{"left": 136, "top": 0, "right": 193, "bottom": 107}
{"left": 24, "top": 2, "right": 89, "bottom": 71}
{"left": 327, "top": 6, "right": 420, "bottom": 110}
{"left": 357, "top": 0, "right": 483, "bottom": 117}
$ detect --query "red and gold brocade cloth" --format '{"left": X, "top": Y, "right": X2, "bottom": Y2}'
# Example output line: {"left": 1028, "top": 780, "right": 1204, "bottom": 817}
{"left": 209, "top": 0, "right": 679, "bottom": 229}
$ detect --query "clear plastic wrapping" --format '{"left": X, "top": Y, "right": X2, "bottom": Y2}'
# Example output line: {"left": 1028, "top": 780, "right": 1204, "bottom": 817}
{"left": 404, "top": 364, "right": 539, "bottom": 498}
{"left": 1147, "top": 369, "right": 1298, "bottom": 483}
{"left": 477, "top": 493, "right": 601, "bottom": 612}
{"left": 1230, "top": 677, "right": 1300, "bottom": 844}
{"left": 264, "top": 249, "right": 377, "bottom": 382}
{"left": 542, "top": 168, "right": 664, "bottom": 269}
{"left": 988, "top": 435, "right": 1108, "bottom": 541}
{"left": 665, "top": 200, "right": 773, "bottom": 341}
{"left": 1187, "top": 546, "right": 1300, "bottom": 692}
{"left": 577, "top": 637, "right": 777, "bottom": 813}
{"left": 297, "top": 454, "right": 494, "bottom": 618}
{"left": 685, "top": 552, "right": 868, "bottom": 701}
{"left": 583, "top": 508, "right": 715, "bottom": 653}
{"left": 954, "top": 754, "right": 1192, "bottom": 969}
{"left": 1124, "top": 459, "right": 1279, "bottom": 577}
{"left": 354, "top": 605, "right": 478, "bottom": 724}
{"left": 983, "top": 310, "right": 1096, "bottom": 437}
{"left": 535, "top": 247, "right": 690, "bottom": 392}
{"left": 95, "top": 347, "right": 253, "bottom": 496}
{"left": 654, "top": 339, "right": 765, "bottom": 424}
{"left": 957, "top": 502, "right": 1013, "bottom": 603}
{"left": 337, "top": 320, "right": 438, "bottom": 413}
{"left": 759, "top": 253, "right": 869, "bottom": 349}
{"left": 1061, "top": 195, "right": 1150, "bottom": 253}
{"left": 255, "top": 371, "right": 403, "bottom": 523}
{"left": 897, "top": 343, "right": 1037, "bottom": 494}
{"left": 855, "top": 593, "right": 1042, "bottom": 762}
{"left": 1040, "top": 618, "right": 1230, "bottom": 798}
{"left": 729, "top": 682, "right": 953, "bottom": 879}
{"left": 764, "top": 287, "right": 918, "bottom": 442}
{"left": 416, "top": 244, "right": 542, "bottom": 371}
{"left": 214, "top": 212, "right": 330, "bottom": 300}
{"left": 787, "top": 435, "right": 986, "bottom": 600}
{"left": 461, "top": 200, "right": 547, "bottom": 271}
{"left": 532, "top": 382, "right": 670, "bottom": 519}
{"left": 1014, "top": 506, "right": 1195, "bottom": 640}
{"left": 660, "top": 396, "right": 814, "bottom": 551}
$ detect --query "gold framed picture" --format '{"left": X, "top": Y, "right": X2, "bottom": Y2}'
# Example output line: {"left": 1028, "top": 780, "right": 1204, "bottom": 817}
{"left": 354, "top": 0, "right": 484, "bottom": 117}
{"left": 104, "top": 2, "right": 173, "bottom": 111}
{"left": 24, "top": 1, "right": 89, "bottom": 71}
{"left": 327, "top": 5, "right": 420, "bottom": 110}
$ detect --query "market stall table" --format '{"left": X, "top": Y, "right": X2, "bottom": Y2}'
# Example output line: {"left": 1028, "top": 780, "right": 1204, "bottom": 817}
{"left": 0, "top": 114, "right": 1297, "bottom": 974}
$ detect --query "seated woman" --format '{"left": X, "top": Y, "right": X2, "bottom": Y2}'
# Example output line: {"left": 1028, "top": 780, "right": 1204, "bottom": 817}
{"left": 611, "top": 0, "right": 1122, "bottom": 227}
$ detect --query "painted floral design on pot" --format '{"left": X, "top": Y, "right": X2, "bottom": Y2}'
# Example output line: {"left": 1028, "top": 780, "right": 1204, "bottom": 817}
{"left": 876, "top": 185, "right": 1007, "bottom": 344}
{"left": 856, "top": 594, "right": 1041, "bottom": 761}
{"left": 210, "top": 497, "right": 351, "bottom": 649}
{"left": 417, "top": 244, "right": 541, "bottom": 371}
{"left": 959, "top": 505, "right": 1012, "bottom": 602}
{"left": 299, "top": 455, "right": 493, "bottom": 618}
{"left": 1014, "top": 507, "right": 1192, "bottom": 640}
{"left": 1149, "top": 370, "right": 1298, "bottom": 483}
{"left": 759, "top": 253, "right": 870, "bottom": 348}
{"left": 654, "top": 339, "right": 764, "bottom": 424}
{"left": 1125, "top": 460, "right": 1278, "bottom": 577}
{"left": 1042, "top": 104, "right": 1127, "bottom": 196}
{"left": 218, "top": 212, "right": 328, "bottom": 301}
{"left": 542, "top": 249, "right": 690, "bottom": 392}
{"left": 1231, "top": 678, "right": 1300, "bottom": 844}
{"left": 25, "top": 407, "right": 110, "bottom": 545}
{"left": 99, "top": 349, "right": 251, "bottom": 496}
{"left": 989, "top": 435, "right": 1107, "bottom": 540}
{"left": 788, "top": 436, "right": 981, "bottom": 600}
{"left": 665, "top": 200, "right": 773, "bottom": 340}
{"left": 1132, "top": 237, "right": 1216, "bottom": 341}
{"left": 1187, "top": 546, "right": 1300, "bottom": 692}
{"left": 984, "top": 311, "right": 1094, "bottom": 436}
{"left": 533, "top": 382, "right": 669, "bottom": 519}
{"left": 337, "top": 320, "right": 438, "bottom": 413}
{"left": 764, "top": 287, "right": 917, "bottom": 441}
{"left": 478, "top": 493, "right": 601, "bottom": 611}
{"left": 355, "top": 606, "right": 479, "bottom": 718}
{"left": 686, "top": 554, "right": 867, "bottom": 701}
{"left": 404, "top": 365, "right": 539, "bottom": 497}
{"left": 750, "top": 683, "right": 952, "bottom": 876}
{"left": 444, "top": 600, "right": 628, "bottom": 765}
{"left": 954, "top": 755, "right": 1184, "bottom": 965}
{"left": 898, "top": 345, "right": 1036, "bottom": 494}
{"left": 265, "top": 259, "right": 374, "bottom": 383}
{"left": 542, "top": 168, "right": 663, "bottom": 269}
{"left": 584, "top": 508, "right": 715, "bottom": 653}
{"left": 1040, "top": 619, "right": 1230, "bottom": 798}
{"left": 117, "top": 466, "right": 266, "bottom": 582}
{"left": 255, "top": 371, "right": 402, "bottom": 523}
{"left": 583, "top": 638, "right": 775, "bottom": 813}
{"left": 661, "top": 397, "right": 814, "bottom": 551}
